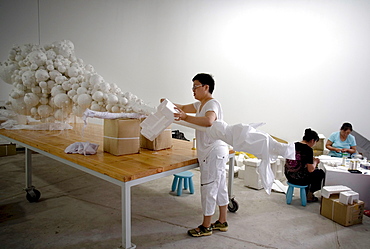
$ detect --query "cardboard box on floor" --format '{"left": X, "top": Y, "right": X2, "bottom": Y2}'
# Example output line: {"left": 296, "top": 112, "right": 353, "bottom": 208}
{"left": 140, "top": 126, "right": 172, "bottom": 151}
{"left": 321, "top": 193, "right": 364, "bottom": 227}
{"left": 0, "top": 143, "right": 16, "bottom": 157}
{"left": 104, "top": 119, "right": 140, "bottom": 156}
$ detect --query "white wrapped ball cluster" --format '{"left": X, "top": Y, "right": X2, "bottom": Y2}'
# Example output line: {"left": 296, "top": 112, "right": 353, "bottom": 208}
{"left": 0, "top": 40, "right": 155, "bottom": 122}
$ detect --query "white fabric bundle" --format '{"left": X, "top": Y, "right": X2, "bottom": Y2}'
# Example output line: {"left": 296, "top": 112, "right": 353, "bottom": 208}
{"left": 176, "top": 120, "right": 295, "bottom": 194}
{"left": 82, "top": 108, "right": 145, "bottom": 124}
{"left": 64, "top": 142, "right": 99, "bottom": 156}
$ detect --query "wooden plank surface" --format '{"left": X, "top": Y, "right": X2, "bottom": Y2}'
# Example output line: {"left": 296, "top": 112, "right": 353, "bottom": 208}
{"left": 0, "top": 123, "right": 198, "bottom": 182}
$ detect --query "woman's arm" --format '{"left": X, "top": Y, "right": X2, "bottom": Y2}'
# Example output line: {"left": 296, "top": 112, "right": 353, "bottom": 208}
{"left": 342, "top": 146, "right": 356, "bottom": 154}
{"left": 307, "top": 158, "right": 320, "bottom": 173}
{"left": 325, "top": 140, "right": 342, "bottom": 153}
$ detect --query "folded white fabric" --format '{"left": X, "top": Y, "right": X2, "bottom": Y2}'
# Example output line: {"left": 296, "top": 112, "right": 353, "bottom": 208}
{"left": 65, "top": 142, "right": 99, "bottom": 156}
{"left": 82, "top": 109, "right": 145, "bottom": 124}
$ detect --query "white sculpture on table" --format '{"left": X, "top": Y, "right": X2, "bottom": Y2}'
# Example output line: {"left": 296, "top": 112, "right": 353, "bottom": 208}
{"left": 0, "top": 40, "right": 155, "bottom": 125}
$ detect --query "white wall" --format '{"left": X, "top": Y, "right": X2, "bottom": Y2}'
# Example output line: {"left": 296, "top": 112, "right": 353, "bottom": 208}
{"left": 1, "top": 0, "right": 369, "bottom": 142}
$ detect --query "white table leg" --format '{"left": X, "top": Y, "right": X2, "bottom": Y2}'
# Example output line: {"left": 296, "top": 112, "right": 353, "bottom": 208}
{"left": 121, "top": 184, "right": 136, "bottom": 249}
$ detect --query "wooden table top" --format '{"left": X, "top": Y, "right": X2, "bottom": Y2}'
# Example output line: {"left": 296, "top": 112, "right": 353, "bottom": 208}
{"left": 0, "top": 123, "right": 198, "bottom": 182}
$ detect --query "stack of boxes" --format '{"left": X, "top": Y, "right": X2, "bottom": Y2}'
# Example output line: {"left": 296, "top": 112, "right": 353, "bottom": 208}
{"left": 312, "top": 134, "right": 326, "bottom": 156}
{"left": 103, "top": 118, "right": 173, "bottom": 156}
{"left": 320, "top": 185, "right": 365, "bottom": 226}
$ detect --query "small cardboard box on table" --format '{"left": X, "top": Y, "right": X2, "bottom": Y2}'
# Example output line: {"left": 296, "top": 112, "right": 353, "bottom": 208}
{"left": 320, "top": 185, "right": 364, "bottom": 227}
{"left": 140, "top": 126, "right": 172, "bottom": 151}
{"left": 104, "top": 119, "right": 141, "bottom": 156}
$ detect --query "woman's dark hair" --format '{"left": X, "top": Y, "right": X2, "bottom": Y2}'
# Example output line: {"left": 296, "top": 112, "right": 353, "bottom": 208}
{"left": 340, "top": 122, "right": 353, "bottom": 131}
{"left": 192, "top": 73, "right": 215, "bottom": 94}
{"left": 303, "top": 128, "right": 319, "bottom": 142}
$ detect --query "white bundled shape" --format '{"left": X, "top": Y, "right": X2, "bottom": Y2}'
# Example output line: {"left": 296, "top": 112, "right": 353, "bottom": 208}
{"left": 140, "top": 99, "right": 177, "bottom": 141}
{"left": 82, "top": 108, "right": 145, "bottom": 124}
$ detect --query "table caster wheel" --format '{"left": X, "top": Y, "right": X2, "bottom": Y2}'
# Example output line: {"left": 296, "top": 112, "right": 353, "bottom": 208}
{"left": 26, "top": 188, "right": 41, "bottom": 203}
{"left": 228, "top": 198, "right": 238, "bottom": 213}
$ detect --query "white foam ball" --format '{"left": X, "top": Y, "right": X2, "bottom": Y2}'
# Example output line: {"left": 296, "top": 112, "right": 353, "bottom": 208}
{"left": 30, "top": 107, "right": 38, "bottom": 116}
{"left": 24, "top": 93, "right": 39, "bottom": 107}
{"left": 54, "top": 93, "right": 70, "bottom": 108}
{"left": 67, "top": 66, "right": 79, "bottom": 77}
{"left": 35, "top": 69, "right": 49, "bottom": 82}
{"left": 77, "top": 93, "right": 92, "bottom": 109}
{"left": 39, "top": 97, "right": 48, "bottom": 105}
{"left": 31, "top": 86, "right": 42, "bottom": 94}
{"left": 67, "top": 89, "right": 77, "bottom": 98}
{"left": 92, "top": 91, "right": 104, "bottom": 101}
{"left": 54, "top": 108, "right": 68, "bottom": 121}
{"left": 76, "top": 87, "right": 87, "bottom": 95}
{"left": 107, "top": 94, "right": 118, "bottom": 105}
{"left": 120, "top": 96, "right": 128, "bottom": 105}
{"left": 90, "top": 103, "right": 101, "bottom": 111}
{"left": 111, "top": 105, "right": 120, "bottom": 113}
{"left": 37, "top": 104, "right": 53, "bottom": 118}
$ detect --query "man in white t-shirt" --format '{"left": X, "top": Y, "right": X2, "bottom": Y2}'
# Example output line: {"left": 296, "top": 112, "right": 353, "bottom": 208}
{"left": 171, "top": 73, "right": 229, "bottom": 237}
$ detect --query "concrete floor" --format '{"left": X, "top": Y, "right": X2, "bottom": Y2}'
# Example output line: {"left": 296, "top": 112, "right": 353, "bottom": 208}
{"left": 0, "top": 150, "right": 369, "bottom": 249}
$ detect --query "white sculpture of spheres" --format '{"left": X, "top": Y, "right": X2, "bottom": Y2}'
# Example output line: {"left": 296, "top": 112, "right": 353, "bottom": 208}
{"left": 35, "top": 69, "right": 49, "bottom": 82}
{"left": 37, "top": 104, "right": 53, "bottom": 118}
{"left": 54, "top": 93, "right": 70, "bottom": 108}
{"left": 24, "top": 93, "right": 39, "bottom": 107}
{"left": 107, "top": 94, "right": 118, "bottom": 105}
{"left": 77, "top": 93, "right": 92, "bottom": 109}
{"left": 92, "top": 91, "right": 104, "bottom": 101}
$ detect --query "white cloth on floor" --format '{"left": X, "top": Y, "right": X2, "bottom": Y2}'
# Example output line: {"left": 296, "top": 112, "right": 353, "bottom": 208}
{"left": 65, "top": 142, "right": 99, "bottom": 156}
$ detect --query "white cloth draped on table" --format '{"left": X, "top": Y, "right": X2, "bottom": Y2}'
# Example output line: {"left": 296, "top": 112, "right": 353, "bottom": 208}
{"left": 176, "top": 120, "right": 295, "bottom": 194}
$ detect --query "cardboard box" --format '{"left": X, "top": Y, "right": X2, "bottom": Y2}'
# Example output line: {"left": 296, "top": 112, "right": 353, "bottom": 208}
{"left": 321, "top": 194, "right": 364, "bottom": 226}
{"left": 140, "top": 127, "right": 172, "bottom": 151}
{"left": 104, "top": 119, "right": 140, "bottom": 156}
{"left": 0, "top": 143, "right": 16, "bottom": 157}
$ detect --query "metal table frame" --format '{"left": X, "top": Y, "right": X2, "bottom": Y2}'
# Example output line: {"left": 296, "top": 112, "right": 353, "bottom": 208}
{"left": 1, "top": 133, "right": 235, "bottom": 248}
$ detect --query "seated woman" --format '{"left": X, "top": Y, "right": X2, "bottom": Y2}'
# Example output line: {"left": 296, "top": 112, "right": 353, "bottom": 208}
{"left": 326, "top": 122, "right": 357, "bottom": 157}
{"left": 285, "top": 128, "right": 325, "bottom": 202}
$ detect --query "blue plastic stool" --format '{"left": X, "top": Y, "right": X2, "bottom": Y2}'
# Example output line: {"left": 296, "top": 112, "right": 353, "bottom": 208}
{"left": 171, "top": 171, "right": 194, "bottom": 196}
{"left": 286, "top": 182, "right": 308, "bottom": 206}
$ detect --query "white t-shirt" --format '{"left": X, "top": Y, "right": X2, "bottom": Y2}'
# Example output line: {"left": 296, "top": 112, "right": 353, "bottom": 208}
{"left": 193, "top": 99, "right": 227, "bottom": 160}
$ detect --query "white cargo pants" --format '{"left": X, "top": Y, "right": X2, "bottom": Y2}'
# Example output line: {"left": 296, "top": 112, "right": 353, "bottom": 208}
{"left": 199, "top": 146, "right": 229, "bottom": 216}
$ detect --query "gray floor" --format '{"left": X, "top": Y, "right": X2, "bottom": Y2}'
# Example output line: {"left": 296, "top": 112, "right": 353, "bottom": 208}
{"left": 1, "top": 150, "right": 369, "bottom": 249}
